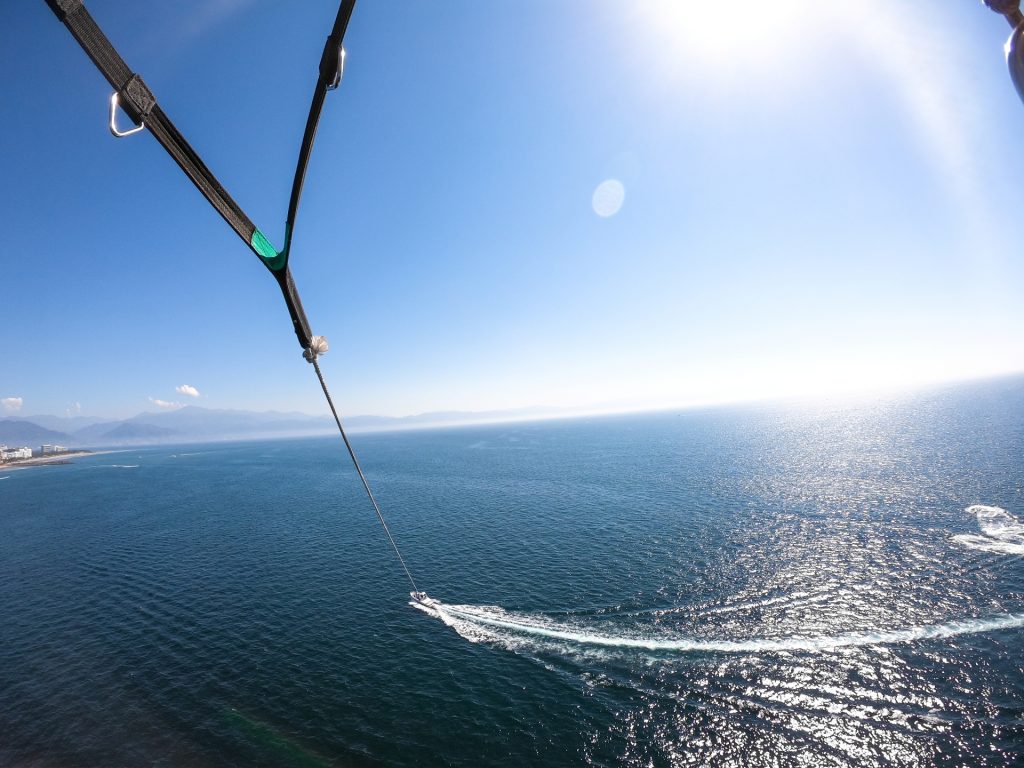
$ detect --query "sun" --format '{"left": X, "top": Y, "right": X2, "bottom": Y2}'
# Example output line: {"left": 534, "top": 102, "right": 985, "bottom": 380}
{"left": 630, "top": 0, "right": 814, "bottom": 79}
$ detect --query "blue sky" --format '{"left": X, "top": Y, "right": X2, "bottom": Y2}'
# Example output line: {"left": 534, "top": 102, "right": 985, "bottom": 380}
{"left": 2, "top": 1, "right": 1023, "bottom": 420}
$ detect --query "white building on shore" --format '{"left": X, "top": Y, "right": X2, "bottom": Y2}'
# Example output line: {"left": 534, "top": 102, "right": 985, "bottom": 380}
{"left": 39, "top": 444, "right": 68, "bottom": 455}
{"left": 0, "top": 446, "right": 33, "bottom": 462}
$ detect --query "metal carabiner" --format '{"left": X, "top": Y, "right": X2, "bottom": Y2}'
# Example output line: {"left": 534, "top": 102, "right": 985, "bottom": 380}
{"left": 327, "top": 45, "right": 346, "bottom": 91}
{"left": 108, "top": 92, "right": 145, "bottom": 138}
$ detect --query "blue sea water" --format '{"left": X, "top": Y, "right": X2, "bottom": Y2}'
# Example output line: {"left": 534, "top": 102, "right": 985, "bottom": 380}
{"left": 2, "top": 376, "right": 1024, "bottom": 767}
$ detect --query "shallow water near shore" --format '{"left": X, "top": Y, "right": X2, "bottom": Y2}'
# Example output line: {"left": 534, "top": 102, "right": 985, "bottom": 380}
{"left": 2, "top": 376, "right": 1024, "bottom": 766}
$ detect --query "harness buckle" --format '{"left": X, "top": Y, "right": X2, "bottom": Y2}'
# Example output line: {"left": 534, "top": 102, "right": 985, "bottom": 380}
{"left": 108, "top": 92, "right": 144, "bottom": 138}
{"left": 321, "top": 37, "right": 346, "bottom": 91}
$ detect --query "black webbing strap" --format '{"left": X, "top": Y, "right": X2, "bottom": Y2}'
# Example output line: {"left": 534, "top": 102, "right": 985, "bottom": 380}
{"left": 45, "top": 0, "right": 356, "bottom": 352}
{"left": 280, "top": 268, "right": 314, "bottom": 350}
{"left": 46, "top": 0, "right": 257, "bottom": 249}
{"left": 284, "top": 0, "right": 357, "bottom": 257}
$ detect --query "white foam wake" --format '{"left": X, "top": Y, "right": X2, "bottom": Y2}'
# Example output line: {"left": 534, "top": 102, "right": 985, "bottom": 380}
{"left": 953, "top": 505, "right": 1024, "bottom": 555}
{"left": 412, "top": 597, "right": 1024, "bottom": 654}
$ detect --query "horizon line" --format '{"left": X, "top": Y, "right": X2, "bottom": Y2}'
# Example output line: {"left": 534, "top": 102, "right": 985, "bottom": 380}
{"left": 4, "top": 367, "right": 1022, "bottom": 443}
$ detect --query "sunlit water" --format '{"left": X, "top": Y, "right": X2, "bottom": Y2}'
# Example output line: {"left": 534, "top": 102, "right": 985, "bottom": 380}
{"left": 2, "top": 376, "right": 1023, "bottom": 766}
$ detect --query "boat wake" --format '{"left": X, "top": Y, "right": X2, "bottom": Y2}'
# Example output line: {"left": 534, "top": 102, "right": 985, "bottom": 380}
{"left": 411, "top": 594, "right": 1024, "bottom": 655}
{"left": 953, "top": 505, "right": 1024, "bottom": 555}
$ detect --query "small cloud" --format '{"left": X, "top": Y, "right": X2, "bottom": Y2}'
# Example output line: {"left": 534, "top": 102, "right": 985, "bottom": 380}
{"left": 149, "top": 397, "right": 184, "bottom": 410}
{"left": 66, "top": 402, "right": 82, "bottom": 418}
{"left": 176, "top": 384, "right": 201, "bottom": 398}
{"left": 2, "top": 397, "right": 23, "bottom": 413}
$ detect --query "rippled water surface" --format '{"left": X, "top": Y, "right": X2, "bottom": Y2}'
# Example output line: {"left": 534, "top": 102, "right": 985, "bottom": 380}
{"left": 2, "top": 377, "right": 1024, "bottom": 766}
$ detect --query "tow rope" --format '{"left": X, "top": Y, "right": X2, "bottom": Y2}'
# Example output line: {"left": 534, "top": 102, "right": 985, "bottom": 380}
{"left": 45, "top": 0, "right": 421, "bottom": 595}
{"left": 311, "top": 356, "right": 419, "bottom": 593}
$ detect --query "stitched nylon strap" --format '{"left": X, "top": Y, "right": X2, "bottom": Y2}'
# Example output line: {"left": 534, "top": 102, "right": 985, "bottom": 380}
{"left": 46, "top": 0, "right": 259, "bottom": 256}
{"left": 45, "top": 0, "right": 355, "bottom": 351}
{"left": 284, "top": 0, "right": 357, "bottom": 260}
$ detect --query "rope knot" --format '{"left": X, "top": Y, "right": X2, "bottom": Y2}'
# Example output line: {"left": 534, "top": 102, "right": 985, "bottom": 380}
{"left": 303, "top": 335, "right": 329, "bottom": 363}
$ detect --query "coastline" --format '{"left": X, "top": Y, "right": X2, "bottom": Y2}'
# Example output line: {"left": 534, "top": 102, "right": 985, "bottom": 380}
{"left": 0, "top": 450, "right": 120, "bottom": 472}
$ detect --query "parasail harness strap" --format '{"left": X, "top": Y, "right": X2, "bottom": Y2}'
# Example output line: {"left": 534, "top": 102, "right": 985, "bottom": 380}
{"left": 285, "top": 1, "right": 356, "bottom": 260}
{"left": 44, "top": 0, "right": 354, "bottom": 354}
{"left": 45, "top": 0, "right": 422, "bottom": 596}
{"left": 47, "top": 0, "right": 255, "bottom": 251}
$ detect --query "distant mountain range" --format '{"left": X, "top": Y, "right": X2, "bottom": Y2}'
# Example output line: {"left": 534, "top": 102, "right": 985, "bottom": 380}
{"left": 0, "top": 404, "right": 571, "bottom": 448}
{"left": 0, "top": 420, "right": 77, "bottom": 446}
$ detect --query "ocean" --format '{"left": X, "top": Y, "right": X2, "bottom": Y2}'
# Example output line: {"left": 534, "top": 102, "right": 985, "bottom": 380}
{"left": 2, "top": 376, "right": 1023, "bottom": 767}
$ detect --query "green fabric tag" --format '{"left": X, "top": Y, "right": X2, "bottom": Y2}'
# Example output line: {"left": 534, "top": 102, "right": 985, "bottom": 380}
{"left": 251, "top": 229, "right": 286, "bottom": 272}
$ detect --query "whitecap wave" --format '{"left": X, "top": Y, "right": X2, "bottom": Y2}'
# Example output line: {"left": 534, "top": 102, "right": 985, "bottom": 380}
{"left": 954, "top": 505, "right": 1024, "bottom": 555}
{"left": 412, "top": 596, "right": 1024, "bottom": 654}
